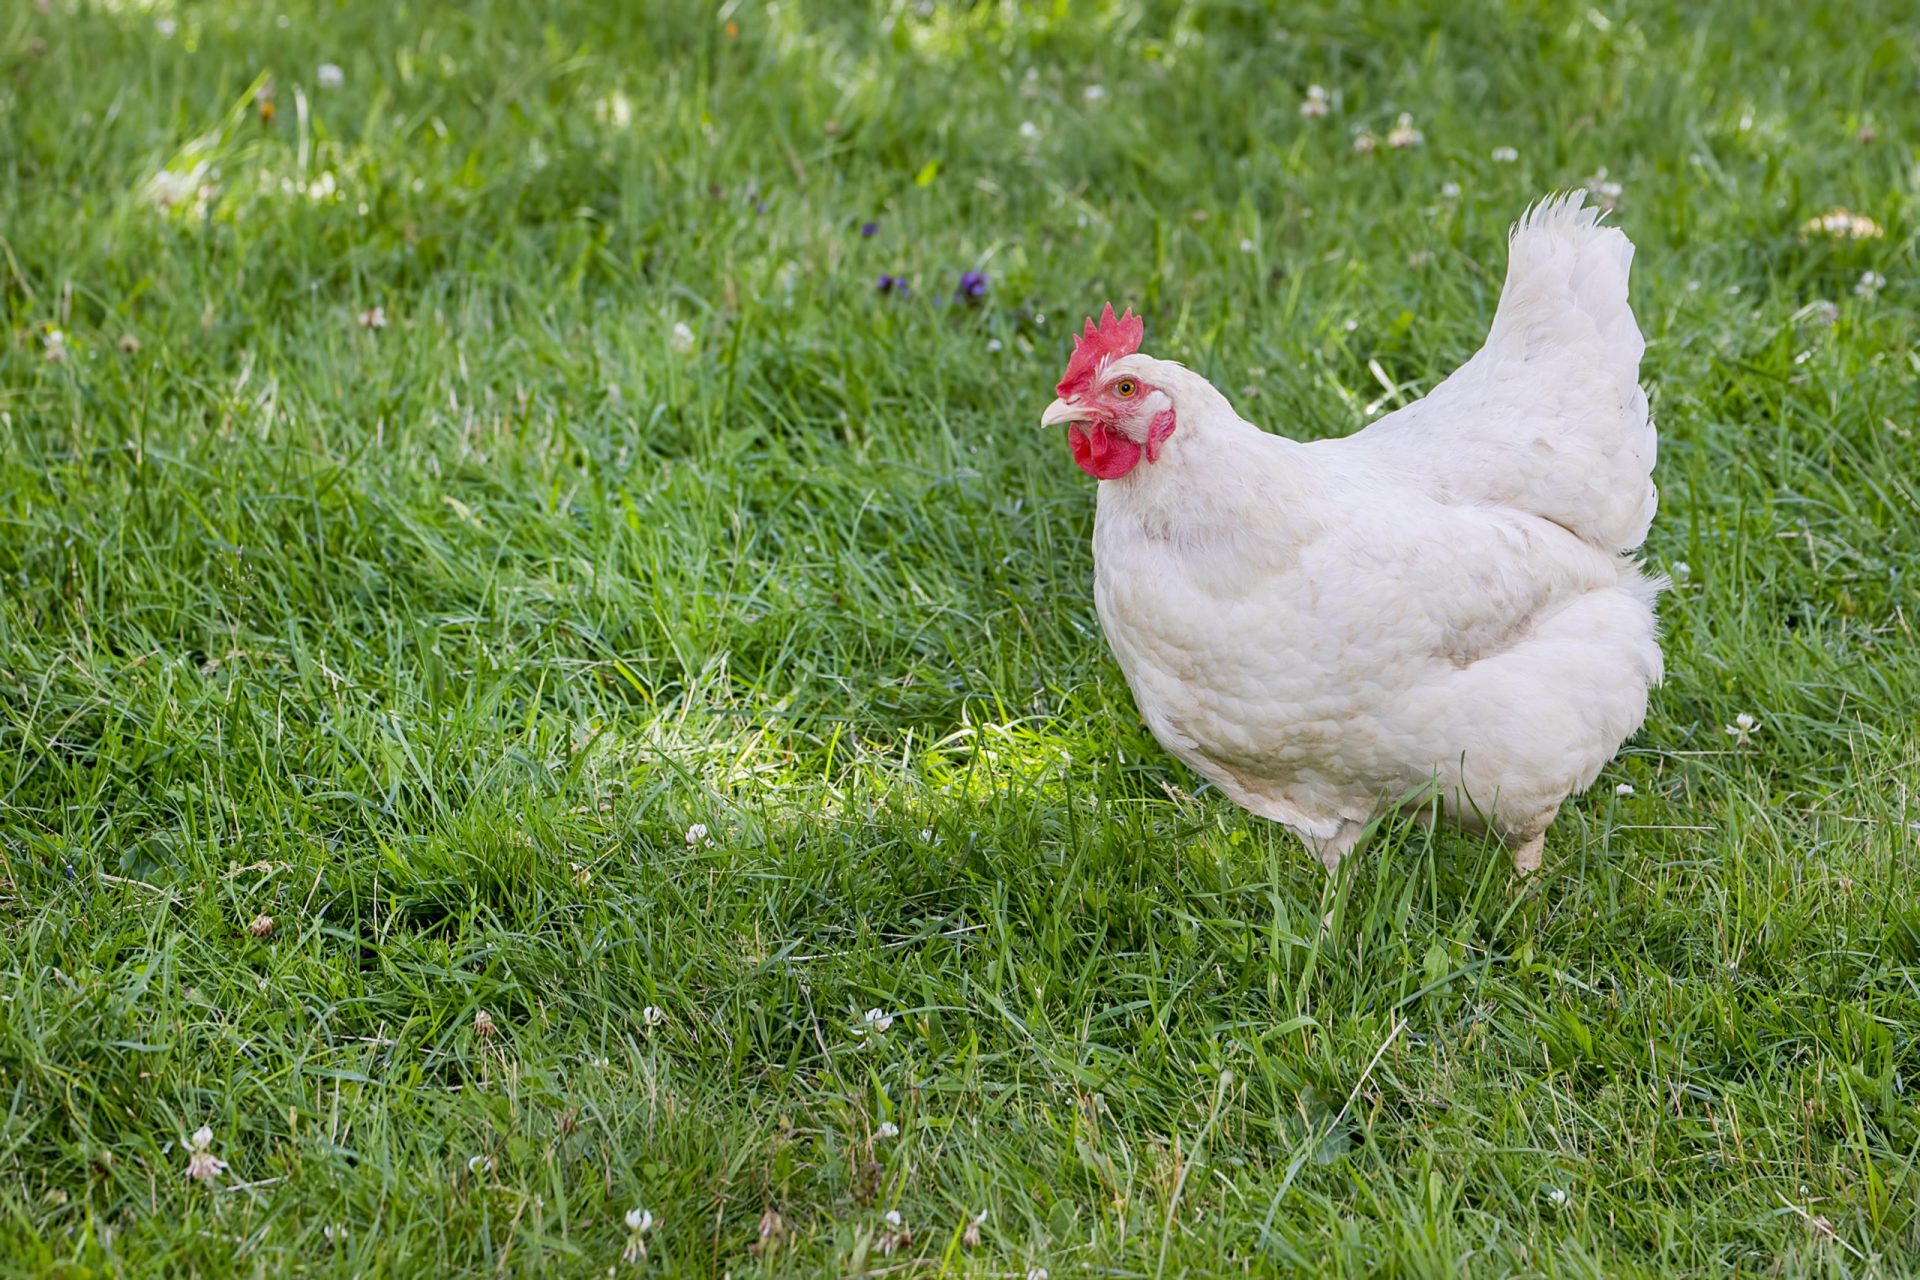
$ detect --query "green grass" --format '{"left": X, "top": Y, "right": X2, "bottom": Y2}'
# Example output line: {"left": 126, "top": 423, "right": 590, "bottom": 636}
{"left": 3, "top": 0, "right": 1919, "bottom": 1274}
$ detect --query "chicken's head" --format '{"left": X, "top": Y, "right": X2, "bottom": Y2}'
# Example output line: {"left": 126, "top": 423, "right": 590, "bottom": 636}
{"left": 1040, "top": 304, "right": 1176, "bottom": 480}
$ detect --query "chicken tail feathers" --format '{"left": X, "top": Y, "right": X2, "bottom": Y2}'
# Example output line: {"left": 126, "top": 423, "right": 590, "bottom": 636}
{"left": 1497, "top": 193, "right": 1644, "bottom": 402}
{"left": 1354, "top": 191, "right": 1658, "bottom": 555}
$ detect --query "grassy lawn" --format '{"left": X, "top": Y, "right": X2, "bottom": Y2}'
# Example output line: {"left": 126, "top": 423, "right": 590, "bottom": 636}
{"left": 4, "top": 0, "right": 1919, "bottom": 1274}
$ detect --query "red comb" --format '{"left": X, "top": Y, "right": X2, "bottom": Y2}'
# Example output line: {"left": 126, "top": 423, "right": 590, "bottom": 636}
{"left": 1055, "top": 303, "right": 1144, "bottom": 399}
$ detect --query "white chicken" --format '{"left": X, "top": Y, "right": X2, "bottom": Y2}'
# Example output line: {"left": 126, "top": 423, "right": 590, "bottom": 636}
{"left": 1040, "top": 194, "right": 1662, "bottom": 873}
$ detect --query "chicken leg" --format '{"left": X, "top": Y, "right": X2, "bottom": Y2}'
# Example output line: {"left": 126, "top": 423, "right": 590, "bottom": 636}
{"left": 1504, "top": 806, "right": 1557, "bottom": 875}
{"left": 1306, "top": 820, "right": 1367, "bottom": 872}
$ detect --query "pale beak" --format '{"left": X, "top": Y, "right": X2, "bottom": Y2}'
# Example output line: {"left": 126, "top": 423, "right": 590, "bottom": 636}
{"left": 1040, "top": 397, "right": 1081, "bottom": 429}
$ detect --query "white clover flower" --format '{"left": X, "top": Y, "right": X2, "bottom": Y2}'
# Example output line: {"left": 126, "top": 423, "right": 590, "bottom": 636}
{"left": 595, "top": 91, "right": 634, "bottom": 128}
{"left": 1300, "top": 85, "right": 1330, "bottom": 119}
{"left": 854, "top": 1008, "right": 893, "bottom": 1036}
{"left": 875, "top": 1121, "right": 900, "bottom": 1139}
{"left": 1491, "top": 145, "right": 1519, "bottom": 163}
{"left": 1386, "top": 113, "right": 1423, "bottom": 148}
{"left": 147, "top": 166, "right": 206, "bottom": 213}
{"left": 1440, "top": 181, "right": 1461, "bottom": 199}
{"left": 642, "top": 1005, "right": 666, "bottom": 1027}
{"left": 1671, "top": 560, "right": 1690, "bottom": 581}
{"left": 670, "top": 322, "right": 696, "bottom": 354}
{"left": 1615, "top": 783, "right": 1635, "bottom": 796}
{"left": 156, "top": 16, "right": 178, "bottom": 37}
{"left": 43, "top": 329, "right": 67, "bottom": 363}
{"left": 317, "top": 63, "right": 345, "bottom": 89}
{"left": 1028, "top": 1268, "right": 1050, "bottom": 1280}
{"left": 467, "top": 1154, "right": 494, "bottom": 1174}
{"left": 323, "top": 1223, "right": 348, "bottom": 1243}
{"left": 1800, "top": 208, "right": 1883, "bottom": 241}
{"left": 184, "top": 1126, "right": 226, "bottom": 1183}
{"left": 1546, "top": 1187, "right": 1569, "bottom": 1207}
{"left": 986, "top": 338, "right": 1003, "bottom": 354}
{"left": 1019, "top": 120, "right": 1040, "bottom": 141}
{"left": 1239, "top": 238, "right": 1255, "bottom": 253}
{"left": 622, "top": 1206, "right": 654, "bottom": 1262}
{"left": 473, "top": 1008, "right": 496, "bottom": 1039}
{"left": 877, "top": 1208, "right": 912, "bottom": 1254}
{"left": 1855, "top": 270, "right": 1886, "bottom": 300}
{"left": 357, "top": 306, "right": 386, "bottom": 330}
{"left": 1351, "top": 130, "right": 1377, "bottom": 154}
{"left": 1082, "top": 85, "right": 1107, "bottom": 103}
{"left": 1724, "top": 712, "right": 1760, "bottom": 745}
{"left": 684, "top": 822, "right": 708, "bottom": 846}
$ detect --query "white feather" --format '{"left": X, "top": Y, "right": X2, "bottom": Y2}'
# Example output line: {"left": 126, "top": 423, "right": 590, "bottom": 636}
{"left": 1084, "top": 194, "right": 1661, "bottom": 865}
{"left": 1349, "top": 191, "right": 1657, "bottom": 552}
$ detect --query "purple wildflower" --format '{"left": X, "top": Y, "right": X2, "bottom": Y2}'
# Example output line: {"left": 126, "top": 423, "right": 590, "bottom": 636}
{"left": 877, "top": 274, "right": 910, "bottom": 296}
{"left": 755, "top": 201, "right": 769, "bottom": 215}
{"left": 956, "top": 270, "right": 988, "bottom": 303}
{"left": 860, "top": 221, "right": 879, "bottom": 238}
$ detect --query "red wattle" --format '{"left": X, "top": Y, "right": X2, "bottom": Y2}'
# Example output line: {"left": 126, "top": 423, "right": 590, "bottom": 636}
{"left": 1069, "top": 422, "right": 1144, "bottom": 479}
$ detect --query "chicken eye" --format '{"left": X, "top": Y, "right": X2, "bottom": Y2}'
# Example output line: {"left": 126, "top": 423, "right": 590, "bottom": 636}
{"left": 1115, "top": 378, "right": 1138, "bottom": 398}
